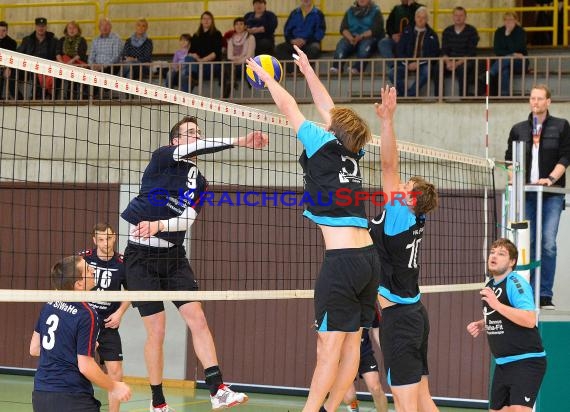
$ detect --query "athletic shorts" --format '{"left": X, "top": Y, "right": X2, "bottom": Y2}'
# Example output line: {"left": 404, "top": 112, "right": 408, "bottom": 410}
{"left": 124, "top": 242, "right": 199, "bottom": 316}
{"left": 380, "top": 301, "right": 430, "bottom": 386}
{"left": 314, "top": 245, "right": 381, "bottom": 332}
{"left": 490, "top": 357, "right": 546, "bottom": 410}
{"left": 32, "top": 391, "right": 101, "bottom": 412}
{"left": 357, "top": 352, "right": 379, "bottom": 378}
{"left": 97, "top": 327, "right": 123, "bottom": 363}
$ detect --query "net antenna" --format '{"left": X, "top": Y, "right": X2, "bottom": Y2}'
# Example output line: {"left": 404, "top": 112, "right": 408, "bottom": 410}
{"left": 0, "top": 49, "right": 494, "bottom": 303}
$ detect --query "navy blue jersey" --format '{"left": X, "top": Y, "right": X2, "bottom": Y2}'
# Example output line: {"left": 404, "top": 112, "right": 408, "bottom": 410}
{"left": 369, "top": 201, "right": 425, "bottom": 304}
{"left": 121, "top": 141, "right": 233, "bottom": 246}
{"left": 484, "top": 273, "right": 545, "bottom": 364}
{"left": 34, "top": 301, "right": 99, "bottom": 395}
{"left": 79, "top": 249, "right": 126, "bottom": 324}
{"left": 297, "top": 120, "right": 368, "bottom": 228}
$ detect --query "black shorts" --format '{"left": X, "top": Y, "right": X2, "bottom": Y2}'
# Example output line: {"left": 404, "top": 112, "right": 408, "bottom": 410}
{"left": 357, "top": 352, "right": 379, "bottom": 378}
{"left": 33, "top": 391, "right": 101, "bottom": 412}
{"left": 380, "top": 301, "right": 429, "bottom": 386}
{"left": 314, "top": 245, "right": 381, "bottom": 332}
{"left": 124, "top": 242, "right": 199, "bottom": 316}
{"left": 490, "top": 357, "right": 546, "bottom": 410}
{"left": 97, "top": 327, "right": 123, "bottom": 363}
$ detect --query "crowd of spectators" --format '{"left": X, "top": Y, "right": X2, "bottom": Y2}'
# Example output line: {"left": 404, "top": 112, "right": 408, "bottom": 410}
{"left": 0, "top": 0, "right": 546, "bottom": 100}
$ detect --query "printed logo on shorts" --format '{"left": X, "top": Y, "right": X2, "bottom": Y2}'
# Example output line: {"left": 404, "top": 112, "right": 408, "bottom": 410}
{"left": 524, "top": 396, "right": 531, "bottom": 403}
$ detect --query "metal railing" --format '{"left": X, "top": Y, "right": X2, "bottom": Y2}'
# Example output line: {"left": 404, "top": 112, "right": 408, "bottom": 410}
{"left": 2, "top": 54, "right": 569, "bottom": 104}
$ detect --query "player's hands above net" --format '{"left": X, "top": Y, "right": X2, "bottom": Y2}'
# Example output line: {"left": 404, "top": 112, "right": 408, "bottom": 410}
{"left": 292, "top": 45, "right": 311, "bottom": 76}
{"left": 235, "top": 131, "right": 269, "bottom": 149}
{"left": 246, "top": 58, "right": 273, "bottom": 84}
{"left": 375, "top": 85, "right": 397, "bottom": 121}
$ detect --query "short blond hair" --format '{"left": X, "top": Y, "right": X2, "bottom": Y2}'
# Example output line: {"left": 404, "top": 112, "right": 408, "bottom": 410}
{"left": 328, "top": 107, "right": 372, "bottom": 153}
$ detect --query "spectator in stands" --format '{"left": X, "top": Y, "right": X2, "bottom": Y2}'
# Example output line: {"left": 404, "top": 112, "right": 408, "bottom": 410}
{"left": 378, "top": 0, "right": 423, "bottom": 68}
{"left": 0, "top": 21, "right": 19, "bottom": 99}
{"left": 164, "top": 33, "right": 191, "bottom": 89}
{"left": 441, "top": 6, "right": 479, "bottom": 96}
{"left": 17, "top": 17, "right": 58, "bottom": 98}
{"left": 244, "top": 0, "right": 278, "bottom": 55}
{"left": 56, "top": 21, "right": 88, "bottom": 99}
{"left": 56, "top": 21, "right": 88, "bottom": 65}
{"left": 330, "top": 0, "right": 385, "bottom": 75}
{"left": 489, "top": 11, "right": 528, "bottom": 96}
{"left": 18, "top": 17, "right": 58, "bottom": 60}
{"left": 120, "top": 18, "right": 153, "bottom": 81}
{"left": 274, "top": 0, "right": 326, "bottom": 72}
{"left": 89, "top": 17, "right": 124, "bottom": 74}
{"left": 390, "top": 6, "right": 439, "bottom": 97}
{"left": 226, "top": 17, "right": 255, "bottom": 92}
{"left": 181, "top": 11, "right": 223, "bottom": 93}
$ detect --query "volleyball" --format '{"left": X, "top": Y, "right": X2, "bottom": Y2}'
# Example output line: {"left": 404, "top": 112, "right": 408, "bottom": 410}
{"left": 246, "top": 54, "right": 283, "bottom": 89}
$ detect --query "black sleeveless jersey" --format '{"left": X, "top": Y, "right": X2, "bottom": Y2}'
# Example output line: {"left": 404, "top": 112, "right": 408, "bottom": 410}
{"left": 369, "top": 202, "right": 424, "bottom": 304}
{"left": 297, "top": 120, "right": 368, "bottom": 228}
{"left": 79, "top": 249, "right": 126, "bottom": 324}
{"left": 121, "top": 141, "right": 233, "bottom": 246}
{"left": 483, "top": 273, "right": 545, "bottom": 364}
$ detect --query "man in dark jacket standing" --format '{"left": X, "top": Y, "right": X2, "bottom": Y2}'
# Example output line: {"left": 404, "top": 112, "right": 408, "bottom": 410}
{"left": 505, "top": 84, "right": 570, "bottom": 310}
{"left": 0, "top": 21, "right": 18, "bottom": 99}
{"left": 389, "top": 6, "right": 439, "bottom": 97}
{"left": 17, "top": 17, "right": 58, "bottom": 98}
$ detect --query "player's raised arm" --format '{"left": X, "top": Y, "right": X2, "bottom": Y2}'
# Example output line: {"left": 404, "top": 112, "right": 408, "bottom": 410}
{"left": 246, "top": 57, "right": 305, "bottom": 132}
{"left": 374, "top": 86, "right": 400, "bottom": 194}
{"left": 292, "top": 45, "right": 334, "bottom": 126}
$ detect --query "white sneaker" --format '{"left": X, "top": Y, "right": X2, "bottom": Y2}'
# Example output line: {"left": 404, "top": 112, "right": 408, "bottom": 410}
{"left": 210, "top": 385, "right": 249, "bottom": 409}
{"left": 150, "top": 401, "right": 175, "bottom": 412}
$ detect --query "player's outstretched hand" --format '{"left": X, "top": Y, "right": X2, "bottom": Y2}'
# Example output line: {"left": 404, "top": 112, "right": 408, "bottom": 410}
{"left": 131, "top": 220, "right": 163, "bottom": 239}
{"left": 110, "top": 381, "right": 132, "bottom": 402}
{"left": 246, "top": 57, "right": 273, "bottom": 84}
{"left": 466, "top": 320, "right": 484, "bottom": 338}
{"left": 236, "top": 131, "right": 269, "bottom": 149}
{"left": 374, "top": 85, "right": 397, "bottom": 121}
{"left": 292, "top": 45, "right": 312, "bottom": 76}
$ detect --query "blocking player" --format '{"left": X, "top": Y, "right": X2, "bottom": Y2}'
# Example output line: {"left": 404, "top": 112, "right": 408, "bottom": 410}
{"left": 247, "top": 45, "right": 381, "bottom": 412}
{"left": 30, "top": 256, "right": 131, "bottom": 412}
{"left": 122, "top": 116, "right": 268, "bottom": 411}
{"left": 79, "top": 222, "right": 128, "bottom": 412}
{"left": 370, "top": 85, "right": 439, "bottom": 412}
{"left": 467, "top": 238, "right": 546, "bottom": 412}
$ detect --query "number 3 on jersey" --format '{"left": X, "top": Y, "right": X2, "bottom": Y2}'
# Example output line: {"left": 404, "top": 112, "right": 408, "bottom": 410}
{"left": 42, "top": 314, "right": 59, "bottom": 350}
{"left": 406, "top": 238, "right": 421, "bottom": 269}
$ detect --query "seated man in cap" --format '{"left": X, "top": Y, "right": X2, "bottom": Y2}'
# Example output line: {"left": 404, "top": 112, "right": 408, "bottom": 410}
{"left": 17, "top": 17, "right": 58, "bottom": 99}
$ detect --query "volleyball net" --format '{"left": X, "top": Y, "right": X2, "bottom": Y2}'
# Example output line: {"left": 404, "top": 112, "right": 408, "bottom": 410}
{"left": 0, "top": 49, "right": 496, "bottom": 302}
